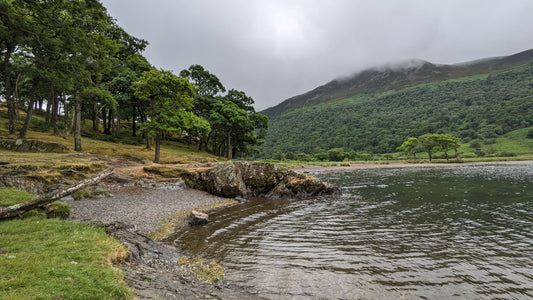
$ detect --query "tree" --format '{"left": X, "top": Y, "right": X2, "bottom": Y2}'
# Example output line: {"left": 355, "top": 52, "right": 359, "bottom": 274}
{"left": 179, "top": 64, "right": 225, "bottom": 150}
{"left": 418, "top": 133, "right": 441, "bottom": 161}
{"left": 396, "top": 137, "right": 421, "bottom": 160}
{"left": 133, "top": 69, "right": 201, "bottom": 163}
{"left": 418, "top": 133, "right": 461, "bottom": 161}
{"left": 436, "top": 134, "right": 461, "bottom": 160}
{"left": 180, "top": 65, "right": 269, "bottom": 159}
{"left": 209, "top": 100, "right": 251, "bottom": 159}
{"left": 327, "top": 148, "right": 345, "bottom": 161}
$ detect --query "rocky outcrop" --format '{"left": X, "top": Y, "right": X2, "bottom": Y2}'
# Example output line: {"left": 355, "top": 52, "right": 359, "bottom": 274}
{"left": 183, "top": 161, "right": 340, "bottom": 199}
{"left": 0, "top": 139, "right": 69, "bottom": 153}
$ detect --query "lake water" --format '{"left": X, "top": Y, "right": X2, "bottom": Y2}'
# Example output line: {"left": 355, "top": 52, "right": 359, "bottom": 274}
{"left": 171, "top": 162, "right": 533, "bottom": 299}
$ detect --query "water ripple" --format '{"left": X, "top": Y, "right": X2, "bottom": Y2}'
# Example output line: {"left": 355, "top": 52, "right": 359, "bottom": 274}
{"left": 171, "top": 162, "right": 533, "bottom": 299}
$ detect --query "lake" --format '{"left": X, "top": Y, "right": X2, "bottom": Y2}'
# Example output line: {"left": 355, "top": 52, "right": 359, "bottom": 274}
{"left": 171, "top": 162, "right": 533, "bottom": 299}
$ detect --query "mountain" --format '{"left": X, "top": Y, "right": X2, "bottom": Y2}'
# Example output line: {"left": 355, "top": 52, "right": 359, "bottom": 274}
{"left": 259, "top": 49, "right": 533, "bottom": 158}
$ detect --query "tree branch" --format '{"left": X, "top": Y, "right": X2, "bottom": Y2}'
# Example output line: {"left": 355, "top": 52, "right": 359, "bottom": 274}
{"left": 0, "top": 167, "right": 114, "bottom": 220}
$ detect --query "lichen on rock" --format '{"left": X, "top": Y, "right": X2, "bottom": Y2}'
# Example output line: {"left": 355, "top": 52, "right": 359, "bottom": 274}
{"left": 183, "top": 161, "right": 340, "bottom": 199}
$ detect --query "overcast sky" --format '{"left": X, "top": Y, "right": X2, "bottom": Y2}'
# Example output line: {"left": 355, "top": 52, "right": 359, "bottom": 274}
{"left": 100, "top": 0, "right": 533, "bottom": 111}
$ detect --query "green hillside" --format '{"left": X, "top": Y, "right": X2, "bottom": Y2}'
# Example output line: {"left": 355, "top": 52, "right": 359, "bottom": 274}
{"left": 259, "top": 50, "right": 533, "bottom": 159}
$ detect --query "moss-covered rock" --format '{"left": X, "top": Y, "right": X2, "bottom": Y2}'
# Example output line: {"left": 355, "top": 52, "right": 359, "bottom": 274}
{"left": 0, "top": 139, "right": 69, "bottom": 153}
{"left": 44, "top": 201, "right": 71, "bottom": 219}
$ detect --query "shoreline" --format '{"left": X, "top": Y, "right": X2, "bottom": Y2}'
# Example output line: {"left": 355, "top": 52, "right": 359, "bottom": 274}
{"left": 290, "top": 160, "right": 531, "bottom": 172}
{"left": 68, "top": 182, "right": 264, "bottom": 299}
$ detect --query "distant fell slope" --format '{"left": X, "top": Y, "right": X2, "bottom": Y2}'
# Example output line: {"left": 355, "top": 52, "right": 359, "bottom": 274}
{"left": 258, "top": 49, "right": 533, "bottom": 158}
{"left": 263, "top": 49, "right": 533, "bottom": 118}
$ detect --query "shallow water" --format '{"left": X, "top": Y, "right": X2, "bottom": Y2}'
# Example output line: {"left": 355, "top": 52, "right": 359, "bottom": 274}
{"left": 171, "top": 162, "right": 533, "bottom": 299}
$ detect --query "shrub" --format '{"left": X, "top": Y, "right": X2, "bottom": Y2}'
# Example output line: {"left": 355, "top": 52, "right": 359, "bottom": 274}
{"left": 30, "top": 119, "right": 52, "bottom": 132}
{"left": 72, "top": 189, "right": 93, "bottom": 200}
{"left": 527, "top": 129, "right": 533, "bottom": 139}
{"left": 327, "top": 148, "right": 345, "bottom": 161}
{"left": 497, "top": 152, "right": 517, "bottom": 157}
{"left": 461, "top": 152, "right": 478, "bottom": 158}
{"left": 45, "top": 201, "right": 71, "bottom": 219}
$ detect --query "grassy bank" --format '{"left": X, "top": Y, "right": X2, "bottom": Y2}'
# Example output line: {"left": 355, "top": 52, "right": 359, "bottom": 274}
{"left": 0, "top": 188, "right": 132, "bottom": 299}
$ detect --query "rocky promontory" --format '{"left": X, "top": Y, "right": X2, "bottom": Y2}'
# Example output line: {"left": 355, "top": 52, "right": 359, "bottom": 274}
{"left": 182, "top": 161, "right": 340, "bottom": 199}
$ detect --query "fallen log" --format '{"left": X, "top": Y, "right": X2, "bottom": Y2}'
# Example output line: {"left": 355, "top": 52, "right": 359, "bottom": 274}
{"left": 0, "top": 167, "right": 114, "bottom": 220}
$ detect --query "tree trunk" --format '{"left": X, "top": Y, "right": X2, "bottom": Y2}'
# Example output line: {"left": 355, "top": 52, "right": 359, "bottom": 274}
{"left": 107, "top": 109, "right": 113, "bottom": 134}
{"left": 154, "top": 134, "right": 161, "bottom": 163}
{"left": 0, "top": 168, "right": 114, "bottom": 220}
{"left": 146, "top": 135, "right": 151, "bottom": 150}
{"left": 92, "top": 102, "right": 99, "bottom": 132}
{"left": 101, "top": 108, "right": 106, "bottom": 133}
{"left": 74, "top": 90, "right": 82, "bottom": 151}
{"left": 3, "top": 45, "right": 15, "bottom": 134}
{"left": 227, "top": 129, "right": 232, "bottom": 160}
{"left": 13, "top": 73, "right": 21, "bottom": 122}
{"left": 45, "top": 97, "right": 51, "bottom": 123}
{"left": 132, "top": 105, "right": 136, "bottom": 137}
{"left": 63, "top": 108, "right": 75, "bottom": 139}
{"left": 114, "top": 108, "right": 120, "bottom": 138}
{"left": 51, "top": 88, "right": 59, "bottom": 136}
{"left": 19, "top": 81, "right": 38, "bottom": 139}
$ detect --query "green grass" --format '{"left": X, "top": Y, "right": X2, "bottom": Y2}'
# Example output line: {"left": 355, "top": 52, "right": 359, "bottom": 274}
{"left": 0, "top": 217, "right": 132, "bottom": 299}
{"left": 0, "top": 102, "right": 223, "bottom": 165}
{"left": 0, "top": 188, "right": 132, "bottom": 299}
{"left": 0, "top": 187, "right": 35, "bottom": 207}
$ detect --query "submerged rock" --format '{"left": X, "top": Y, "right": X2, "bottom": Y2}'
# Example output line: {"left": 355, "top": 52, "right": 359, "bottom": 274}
{"left": 183, "top": 161, "right": 340, "bottom": 199}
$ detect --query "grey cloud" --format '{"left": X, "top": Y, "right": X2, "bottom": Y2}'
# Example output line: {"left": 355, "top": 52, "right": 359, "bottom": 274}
{"left": 101, "top": 0, "right": 533, "bottom": 110}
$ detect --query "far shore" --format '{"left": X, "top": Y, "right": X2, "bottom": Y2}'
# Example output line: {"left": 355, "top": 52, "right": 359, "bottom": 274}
{"left": 290, "top": 160, "right": 532, "bottom": 172}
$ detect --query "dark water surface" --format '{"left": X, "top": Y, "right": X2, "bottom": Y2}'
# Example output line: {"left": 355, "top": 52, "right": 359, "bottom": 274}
{"left": 171, "top": 162, "right": 533, "bottom": 299}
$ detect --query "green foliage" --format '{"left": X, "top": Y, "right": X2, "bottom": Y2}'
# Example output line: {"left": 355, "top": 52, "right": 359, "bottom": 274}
{"left": 527, "top": 129, "right": 533, "bottom": 139}
{"left": 180, "top": 65, "right": 269, "bottom": 159}
{"left": 30, "top": 119, "right": 52, "bottom": 132}
{"left": 134, "top": 69, "right": 204, "bottom": 162}
{"left": 72, "top": 189, "right": 93, "bottom": 201}
{"left": 260, "top": 63, "right": 533, "bottom": 158}
{"left": 327, "top": 148, "right": 345, "bottom": 161}
{"left": 416, "top": 133, "right": 461, "bottom": 161}
{"left": 0, "top": 217, "right": 132, "bottom": 299}
{"left": 397, "top": 137, "right": 421, "bottom": 159}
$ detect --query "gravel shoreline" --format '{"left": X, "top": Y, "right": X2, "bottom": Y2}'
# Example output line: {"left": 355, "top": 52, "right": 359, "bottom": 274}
{"left": 68, "top": 181, "right": 265, "bottom": 299}
{"left": 291, "top": 160, "right": 528, "bottom": 172}
{"left": 68, "top": 185, "right": 232, "bottom": 235}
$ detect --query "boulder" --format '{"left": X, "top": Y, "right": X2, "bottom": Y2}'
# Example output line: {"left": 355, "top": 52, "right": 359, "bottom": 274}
{"left": 183, "top": 161, "right": 340, "bottom": 200}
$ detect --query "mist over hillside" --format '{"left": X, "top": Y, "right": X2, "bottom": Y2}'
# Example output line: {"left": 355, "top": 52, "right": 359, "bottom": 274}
{"left": 258, "top": 49, "right": 533, "bottom": 158}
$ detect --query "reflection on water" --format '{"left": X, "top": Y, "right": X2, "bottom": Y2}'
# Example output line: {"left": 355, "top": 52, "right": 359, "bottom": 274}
{"left": 170, "top": 162, "right": 533, "bottom": 299}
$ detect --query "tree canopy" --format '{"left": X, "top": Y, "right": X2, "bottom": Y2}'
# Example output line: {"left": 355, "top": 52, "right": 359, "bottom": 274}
{"left": 1, "top": 1, "right": 267, "bottom": 161}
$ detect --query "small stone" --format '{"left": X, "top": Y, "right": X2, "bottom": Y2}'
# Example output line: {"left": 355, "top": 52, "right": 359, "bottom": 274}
{"left": 188, "top": 210, "right": 208, "bottom": 225}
